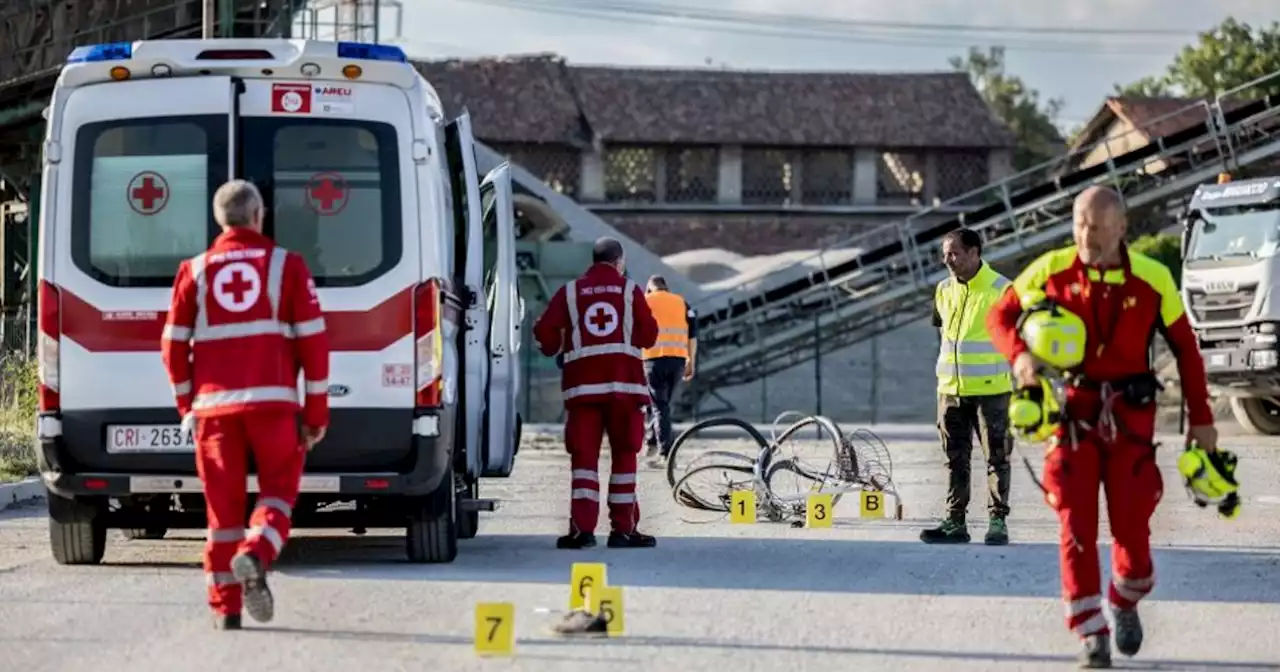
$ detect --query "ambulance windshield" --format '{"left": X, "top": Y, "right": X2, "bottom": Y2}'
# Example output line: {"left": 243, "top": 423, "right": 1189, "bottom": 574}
{"left": 72, "top": 115, "right": 401, "bottom": 288}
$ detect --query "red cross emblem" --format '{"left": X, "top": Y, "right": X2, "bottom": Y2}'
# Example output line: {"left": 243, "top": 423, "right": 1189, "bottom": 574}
{"left": 305, "top": 172, "right": 349, "bottom": 215}
{"left": 583, "top": 301, "right": 618, "bottom": 337}
{"left": 220, "top": 270, "right": 254, "bottom": 303}
{"left": 211, "top": 262, "right": 262, "bottom": 313}
{"left": 127, "top": 171, "right": 169, "bottom": 215}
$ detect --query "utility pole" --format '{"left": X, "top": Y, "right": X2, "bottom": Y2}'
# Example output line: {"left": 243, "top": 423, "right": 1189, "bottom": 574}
{"left": 202, "top": 0, "right": 215, "bottom": 38}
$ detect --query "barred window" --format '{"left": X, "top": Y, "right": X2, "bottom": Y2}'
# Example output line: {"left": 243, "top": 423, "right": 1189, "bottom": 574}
{"left": 935, "top": 151, "right": 990, "bottom": 201}
{"left": 878, "top": 151, "right": 925, "bottom": 203}
{"left": 487, "top": 142, "right": 582, "bottom": 198}
{"left": 801, "top": 150, "right": 853, "bottom": 205}
{"left": 604, "top": 146, "right": 657, "bottom": 202}
{"left": 742, "top": 148, "right": 795, "bottom": 205}
{"left": 664, "top": 146, "right": 718, "bottom": 202}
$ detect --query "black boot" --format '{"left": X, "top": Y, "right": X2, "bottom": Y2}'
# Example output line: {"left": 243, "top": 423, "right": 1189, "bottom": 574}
{"left": 212, "top": 613, "right": 242, "bottom": 630}
{"left": 1078, "top": 634, "right": 1112, "bottom": 668}
{"left": 1112, "top": 605, "right": 1143, "bottom": 656}
{"left": 920, "top": 518, "right": 970, "bottom": 544}
{"left": 230, "top": 552, "right": 274, "bottom": 624}
{"left": 608, "top": 530, "right": 657, "bottom": 548}
{"left": 556, "top": 531, "right": 597, "bottom": 549}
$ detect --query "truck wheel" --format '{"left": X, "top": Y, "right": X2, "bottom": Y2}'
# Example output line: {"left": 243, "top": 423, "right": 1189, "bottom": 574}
{"left": 1229, "top": 397, "right": 1280, "bottom": 435}
{"left": 457, "top": 478, "right": 479, "bottom": 540}
{"left": 406, "top": 477, "right": 458, "bottom": 563}
{"left": 121, "top": 528, "right": 168, "bottom": 540}
{"left": 47, "top": 495, "right": 106, "bottom": 565}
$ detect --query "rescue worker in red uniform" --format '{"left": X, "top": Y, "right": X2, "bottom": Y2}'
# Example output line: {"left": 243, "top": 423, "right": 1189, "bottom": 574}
{"left": 161, "top": 180, "right": 330, "bottom": 630}
{"left": 987, "top": 186, "right": 1217, "bottom": 668}
{"left": 533, "top": 237, "right": 660, "bottom": 549}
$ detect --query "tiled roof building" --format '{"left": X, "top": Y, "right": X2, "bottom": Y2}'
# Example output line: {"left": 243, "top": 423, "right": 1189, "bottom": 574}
{"left": 415, "top": 54, "right": 1017, "bottom": 255}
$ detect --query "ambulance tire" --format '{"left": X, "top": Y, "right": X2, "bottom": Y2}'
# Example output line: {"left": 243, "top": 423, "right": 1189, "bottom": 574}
{"left": 47, "top": 495, "right": 107, "bottom": 566}
{"left": 457, "top": 479, "right": 479, "bottom": 540}
{"left": 406, "top": 477, "right": 459, "bottom": 563}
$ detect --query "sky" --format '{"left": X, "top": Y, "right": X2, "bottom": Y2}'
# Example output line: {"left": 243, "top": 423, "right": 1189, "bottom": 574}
{"left": 336, "top": 0, "right": 1277, "bottom": 132}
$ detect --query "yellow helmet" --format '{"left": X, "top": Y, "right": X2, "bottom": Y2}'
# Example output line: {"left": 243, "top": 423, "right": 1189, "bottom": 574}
{"left": 1177, "top": 445, "right": 1241, "bottom": 519}
{"left": 1016, "top": 299, "right": 1088, "bottom": 370}
{"left": 1008, "top": 377, "right": 1063, "bottom": 442}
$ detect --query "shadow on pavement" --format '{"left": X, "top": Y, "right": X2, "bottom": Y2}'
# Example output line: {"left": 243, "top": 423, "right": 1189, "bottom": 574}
{"left": 240, "top": 625, "right": 1277, "bottom": 669}
{"left": 274, "top": 534, "right": 1280, "bottom": 604}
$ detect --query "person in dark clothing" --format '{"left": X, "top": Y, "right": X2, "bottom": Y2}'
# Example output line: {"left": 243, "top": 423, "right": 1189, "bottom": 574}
{"left": 640, "top": 275, "right": 697, "bottom": 468}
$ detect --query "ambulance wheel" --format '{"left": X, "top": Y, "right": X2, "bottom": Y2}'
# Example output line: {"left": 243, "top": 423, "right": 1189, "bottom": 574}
{"left": 457, "top": 479, "right": 479, "bottom": 540}
{"left": 406, "top": 478, "right": 459, "bottom": 563}
{"left": 1229, "top": 397, "right": 1280, "bottom": 436}
{"left": 47, "top": 495, "right": 107, "bottom": 565}
{"left": 121, "top": 527, "right": 167, "bottom": 540}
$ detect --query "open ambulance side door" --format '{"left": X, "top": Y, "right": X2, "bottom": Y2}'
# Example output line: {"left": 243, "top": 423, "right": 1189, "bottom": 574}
{"left": 442, "top": 112, "right": 488, "bottom": 481}
{"left": 479, "top": 163, "right": 520, "bottom": 477}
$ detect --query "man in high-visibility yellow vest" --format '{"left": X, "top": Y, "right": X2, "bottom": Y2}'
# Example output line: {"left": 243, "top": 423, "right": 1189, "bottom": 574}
{"left": 641, "top": 275, "right": 697, "bottom": 468}
{"left": 922, "top": 227, "right": 1015, "bottom": 547}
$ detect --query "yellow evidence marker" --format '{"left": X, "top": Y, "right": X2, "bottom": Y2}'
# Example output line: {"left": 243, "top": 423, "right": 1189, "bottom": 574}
{"left": 860, "top": 490, "right": 886, "bottom": 518}
{"left": 806, "top": 492, "right": 834, "bottom": 528}
{"left": 569, "top": 562, "right": 608, "bottom": 611}
{"left": 729, "top": 489, "right": 755, "bottom": 524}
{"left": 588, "top": 585, "right": 625, "bottom": 635}
{"left": 474, "top": 602, "right": 515, "bottom": 656}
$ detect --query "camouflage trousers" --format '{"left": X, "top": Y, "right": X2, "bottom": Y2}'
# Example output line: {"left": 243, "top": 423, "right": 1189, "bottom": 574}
{"left": 936, "top": 393, "right": 1013, "bottom": 522}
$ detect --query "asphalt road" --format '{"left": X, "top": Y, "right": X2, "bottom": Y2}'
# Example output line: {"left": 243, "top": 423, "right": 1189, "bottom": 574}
{"left": 2, "top": 425, "right": 1279, "bottom": 672}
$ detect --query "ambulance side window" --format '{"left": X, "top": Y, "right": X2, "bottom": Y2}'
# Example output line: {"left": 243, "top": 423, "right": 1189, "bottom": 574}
{"left": 241, "top": 118, "right": 402, "bottom": 287}
{"left": 70, "top": 116, "right": 227, "bottom": 287}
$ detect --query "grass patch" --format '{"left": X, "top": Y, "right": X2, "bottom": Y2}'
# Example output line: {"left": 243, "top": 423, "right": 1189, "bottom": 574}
{"left": 0, "top": 355, "right": 37, "bottom": 483}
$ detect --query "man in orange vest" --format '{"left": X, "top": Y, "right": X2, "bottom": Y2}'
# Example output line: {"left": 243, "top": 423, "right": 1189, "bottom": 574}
{"left": 641, "top": 275, "right": 697, "bottom": 468}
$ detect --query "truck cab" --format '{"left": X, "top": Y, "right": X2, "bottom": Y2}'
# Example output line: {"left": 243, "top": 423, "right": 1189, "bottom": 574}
{"left": 1179, "top": 174, "right": 1280, "bottom": 434}
{"left": 34, "top": 38, "right": 523, "bottom": 564}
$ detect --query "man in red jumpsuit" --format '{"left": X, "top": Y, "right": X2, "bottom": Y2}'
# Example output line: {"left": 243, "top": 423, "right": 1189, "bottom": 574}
{"left": 161, "top": 179, "right": 330, "bottom": 630}
{"left": 987, "top": 186, "right": 1217, "bottom": 668}
{"left": 533, "top": 237, "right": 660, "bottom": 549}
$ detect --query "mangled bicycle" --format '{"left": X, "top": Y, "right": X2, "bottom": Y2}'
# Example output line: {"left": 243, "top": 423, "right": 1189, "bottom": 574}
{"left": 665, "top": 411, "right": 905, "bottom": 524}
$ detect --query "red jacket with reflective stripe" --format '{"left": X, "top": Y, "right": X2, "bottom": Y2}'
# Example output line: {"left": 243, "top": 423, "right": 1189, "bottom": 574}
{"left": 986, "top": 244, "right": 1213, "bottom": 426}
{"left": 161, "top": 227, "right": 331, "bottom": 428}
{"left": 532, "top": 263, "right": 659, "bottom": 407}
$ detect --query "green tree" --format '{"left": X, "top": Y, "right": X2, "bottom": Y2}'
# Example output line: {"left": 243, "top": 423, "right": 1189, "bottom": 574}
{"left": 1130, "top": 233, "right": 1183, "bottom": 288}
{"left": 1114, "top": 18, "right": 1280, "bottom": 98}
{"left": 950, "top": 46, "right": 1066, "bottom": 171}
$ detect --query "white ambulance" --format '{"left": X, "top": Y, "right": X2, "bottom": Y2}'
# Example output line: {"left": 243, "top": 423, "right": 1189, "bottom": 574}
{"left": 33, "top": 39, "right": 523, "bottom": 564}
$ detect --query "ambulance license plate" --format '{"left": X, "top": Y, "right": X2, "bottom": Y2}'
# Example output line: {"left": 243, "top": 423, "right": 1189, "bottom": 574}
{"left": 106, "top": 425, "right": 196, "bottom": 453}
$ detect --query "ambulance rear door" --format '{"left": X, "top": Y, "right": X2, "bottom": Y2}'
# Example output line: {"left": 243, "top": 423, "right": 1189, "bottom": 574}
{"left": 479, "top": 164, "right": 520, "bottom": 477}
{"left": 442, "top": 113, "right": 488, "bottom": 480}
{"left": 50, "top": 76, "right": 236, "bottom": 471}
{"left": 237, "top": 77, "right": 420, "bottom": 471}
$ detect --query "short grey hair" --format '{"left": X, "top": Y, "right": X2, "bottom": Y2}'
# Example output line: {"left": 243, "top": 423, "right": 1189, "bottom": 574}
{"left": 213, "top": 179, "right": 263, "bottom": 228}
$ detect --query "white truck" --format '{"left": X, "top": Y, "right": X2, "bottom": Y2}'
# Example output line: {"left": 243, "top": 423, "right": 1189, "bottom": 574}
{"left": 33, "top": 38, "right": 524, "bottom": 564}
{"left": 1180, "top": 173, "right": 1280, "bottom": 434}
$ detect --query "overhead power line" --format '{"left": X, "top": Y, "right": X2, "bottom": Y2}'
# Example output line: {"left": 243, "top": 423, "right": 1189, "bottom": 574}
{"left": 452, "top": 0, "right": 1196, "bottom": 56}
{"left": 468, "top": 0, "right": 1207, "bottom": 37}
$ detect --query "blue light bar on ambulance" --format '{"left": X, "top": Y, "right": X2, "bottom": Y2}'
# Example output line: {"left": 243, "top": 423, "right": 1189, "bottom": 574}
{"left": 66, "top": 41, "right": 134, "bottom": 64}
{"left": 336, "top": 41, "right": 408, "bottom": 63}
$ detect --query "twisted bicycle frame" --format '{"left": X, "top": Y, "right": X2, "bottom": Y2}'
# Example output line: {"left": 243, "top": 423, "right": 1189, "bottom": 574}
{"left": 665, "top": 412, "right": 905, "bottom": 524}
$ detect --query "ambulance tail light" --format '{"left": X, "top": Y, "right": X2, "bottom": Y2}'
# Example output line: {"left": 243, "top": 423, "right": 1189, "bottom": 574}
{"left": 37, "top": 281, "right": 60, "bottom": 412}
{"left": 414, "top": 279, "right": 443, "bottom": 408}
{"left": 195, "top": 49, "right": 275, "bottom": 60}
